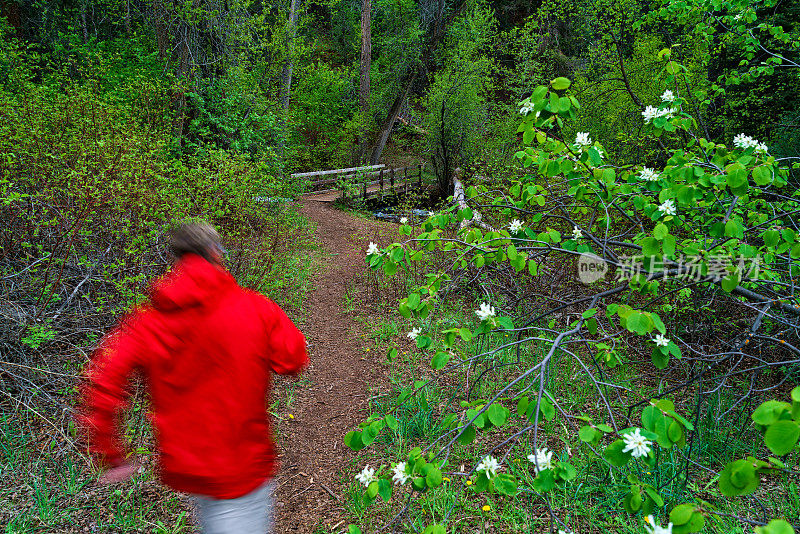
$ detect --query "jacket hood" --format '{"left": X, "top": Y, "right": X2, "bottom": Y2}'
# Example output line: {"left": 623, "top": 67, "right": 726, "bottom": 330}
{"left": 149, "top": 254, "right": 236, "bottom": 312}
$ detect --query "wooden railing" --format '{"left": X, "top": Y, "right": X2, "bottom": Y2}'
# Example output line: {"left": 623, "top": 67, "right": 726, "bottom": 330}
{"left": 294, "top": 163, "right": 425, "bottom": 201}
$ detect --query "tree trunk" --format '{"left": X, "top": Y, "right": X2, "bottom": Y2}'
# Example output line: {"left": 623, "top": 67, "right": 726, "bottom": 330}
{"left": 80, "top": 2, "right": 89, "bottom": 42}
{"left": 352, "top": 0, "right": 372, "bottom": 165}
{"left": 369, "top": 71, "right": 416, "bottom": 164}
{"left": 358, "top": 0, "right": 371, "bottom": 112}
{"left": 280, "top": 0, "right": 300, "bottom": 112}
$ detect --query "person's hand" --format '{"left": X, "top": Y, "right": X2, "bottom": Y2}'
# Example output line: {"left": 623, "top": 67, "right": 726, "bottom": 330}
{"left": 98, "top": 459, "right": 141, "bottom": 485}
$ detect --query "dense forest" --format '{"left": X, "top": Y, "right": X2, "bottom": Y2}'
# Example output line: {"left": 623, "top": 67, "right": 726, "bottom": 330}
{"left": 1, "top": 0, "right": 799, "bottom": 532}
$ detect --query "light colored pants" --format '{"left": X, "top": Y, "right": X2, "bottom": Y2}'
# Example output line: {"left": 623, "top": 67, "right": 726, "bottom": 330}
{"left": 193, "top": 480, "right": 275, "bottom": 534}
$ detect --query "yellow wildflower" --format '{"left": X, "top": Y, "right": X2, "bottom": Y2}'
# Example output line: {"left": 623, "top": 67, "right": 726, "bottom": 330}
{"left": 482, "top": 505, "right": 491, "bottom": 512}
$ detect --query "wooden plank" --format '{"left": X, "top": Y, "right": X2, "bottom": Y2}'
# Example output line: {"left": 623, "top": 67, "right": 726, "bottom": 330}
{"left": 291, "top": 164, "right": 385, "bottom": 180}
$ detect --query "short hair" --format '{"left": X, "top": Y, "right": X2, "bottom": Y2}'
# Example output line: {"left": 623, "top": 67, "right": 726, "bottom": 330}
{"left": 168, "top": 220, "right": 223, "bottom": 262}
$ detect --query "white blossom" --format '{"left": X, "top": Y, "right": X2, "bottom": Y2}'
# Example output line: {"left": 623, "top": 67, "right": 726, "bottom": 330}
{"left": 622, "top": 428, "right": 653, "bottom": 458}
{"left": 572, "top": 226, "right": 583, "bottom": 240}
{"left": 639, "top": 167, "right": 660, "bottom": 182}
{"left": 355, "top": 465, "right": 377, "bottom": 487}
{"left": 367, "top": 242, "right": 381, "bottom": 256}
{"left": 559, "top": 530, "right": 575, "bottom": 534}
{"left": 733, "top": 133, "right": 761, "bottom": 150}
{"left": 520, "top": 102, "right": 535, "bottom": 115}
{"left": 509, "top": 219, "right": 524, "bottom": 233}
{"left": 661, "top": 89, "right": 676, "bottom": 102}
{"left": 658, "top": 199, "right": 676, "bottom": 217}
{"left": 653, "top": 334, "right": 670, "bottom": 347}
{"left": 756, "top": 142, "right": 769, "bottom": 154}
{"left": 574, "top": 132, "right": 592, "bottom": 147}
{"left": 527, "top": 448, "right": 554, "bottom": 473}
{"left": 392, "top": 462, "right": 411, "bottom": 485}
{"left": 407, "top": 328, "right": 421, "bottom": 340}
{"left": 642, "top": 106, "right": 677, "bottom": 124}
{"left": 642, "top": 106, "right": 660, "bottom": 123}
{"left": 399, "top": 216, "right": 408, "bottom": 225}
{"left": 476, "top": 455, "right": 500, "bottom": 478}
{"left": 475, "top": 302, "right": 496, "bottom": 322}
{"left": 644, "top": 515, "right": 673, "bottom": 534}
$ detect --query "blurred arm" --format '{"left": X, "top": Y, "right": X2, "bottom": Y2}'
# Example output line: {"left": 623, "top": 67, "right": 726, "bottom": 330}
{"left": 77, "top": 316, "right": 146, "bottom": 468}
{"left": 264, "top": 298, "right": 309, "bottom": 375}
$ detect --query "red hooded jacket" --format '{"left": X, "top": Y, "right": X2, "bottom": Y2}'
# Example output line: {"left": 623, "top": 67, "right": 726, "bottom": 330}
{"left": 78, "top": 254, "right": 308, "bottom": 499}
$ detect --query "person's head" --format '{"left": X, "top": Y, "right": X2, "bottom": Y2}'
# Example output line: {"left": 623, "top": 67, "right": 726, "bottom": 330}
{"left": 168, "top": 220, "right": 225, "bottom": 264}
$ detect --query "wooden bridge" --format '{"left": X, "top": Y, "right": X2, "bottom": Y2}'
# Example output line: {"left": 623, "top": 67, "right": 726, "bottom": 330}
{"left": 295, "top": 163, "right": 425, "bottom": 202}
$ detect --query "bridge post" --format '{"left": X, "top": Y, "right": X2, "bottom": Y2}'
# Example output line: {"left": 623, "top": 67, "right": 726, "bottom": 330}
{"left": 390, "top": 167, "right": 394, "bottom": 192}
{"left": 362, "top": 174, "right": 367, "bottom": 201}
{"left": 379, "top": 168, "right": 384, "bottom": 199}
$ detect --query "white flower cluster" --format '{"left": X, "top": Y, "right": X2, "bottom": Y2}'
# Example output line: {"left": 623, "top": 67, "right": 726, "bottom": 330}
{"left": 639, "top": 167, "right": 660, "bottom": 182}
{"left": 475, "top": 302, "right": 496, "bottom": 322}
{"left": 574, "top": 132, "right": 592, "bottom": 147}
{"left": 642, "top": 105, "right": 678, "bottom": 124}
{"left": 658, "top": 199, "right": 676, "bottom": 217}
{"left": 652, "top": 334, "right": 670, "bottom": 347}
{"left": 407, "top": 327, "right": 421, "bottom": 340}
{"left": 733, "top": 133, "right": 768, "bottom": 153}
{"left": 622, "top": 428, "right": 653, "bottom": 458}
{"left": 644, "top": 515, "right": 674, "bottom": 534}
{"left": 519, "top": 101, "right": 535, "bottom": 115}
{"left": 392, "top": 462, "right": 411, "bottom": 485}
{"left": 527, "top": 447, "right": 554, "bottom": 473}
{"left": 661, "top": 89, "right": 676, "bottom": 103}
{"left": 476, "top": 455, "right": 500, "bottom": 477}
{"left": 355, "top": 465, "right": 377, "bottom": 487}
{"left": 367, "top": 242, "right": 381, "bottom": 256}
{"left": 399, "top": 216, "right": 408, "bottom": 225}
{"left": 509, "top": 219, "right": 524, "bottom": 233}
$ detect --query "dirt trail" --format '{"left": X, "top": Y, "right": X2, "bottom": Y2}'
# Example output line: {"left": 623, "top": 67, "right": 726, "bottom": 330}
{"left": 273, "top": 199, "right": 397, "bottom": 533}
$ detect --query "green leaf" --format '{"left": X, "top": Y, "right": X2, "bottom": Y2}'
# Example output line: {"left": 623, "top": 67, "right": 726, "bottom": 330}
{"left": 494, "top": 473, "right": 519, "bottom": 496}
{"left": 407, "top": 292, "right": 421, "bottom": 309}
{"left": 626, "top": 312, "right": 653, "bottom": 335}
{"left": 378, "top": 478, "right": 392, "bottom": 502}
{"left": 551, "top": 77, "right": 571, "bottom": 90}
{"left": 582, "top": 308, "right": 598, "bottom": 319}
{"left": 754, "top": 519, "right": 796, "bottom": 534}
{"left": 752, "top": 165, "right": 772, "bottom": 185}
{"left": 422, "top": 525, "right": 446, "bottom": 534}
{"left": 670, "top": 503, "right": 695, "bottom": 525}
{"left": 764, "top": 420, "right": 800, "bottom": 456}
{"left": 532, "top": 469, "right": 555, "bottom": 492}
{"left": 487, "top": 403, "right": 508, "bottom": 426}
{"left": 344, "top": 430, "right": 364, "bottom": 451}
{"left": 719, "top": 459, "right": 759, "bottom": 496}
{"left": 366, "top": 480, "right": 379, "bottom": 499}
{"left": 507, "top": 244, "right": 518, "bottom": 260}
{"left": 425, "top": 467, "right": 443, "bottom": 488}
{"left": 457, "top": 424, "right": 475, "bottom": 445}
{"left": 726, "top": 164, "right": 749, "bottom": 195}
{"left": 539, "top": 395, "right": 556, "bottom": 421}
{"left": 604, "top": 439, "right": 631, "bottom": 467}
{"left": 579, "top": 425, "right": 599, "bottom": 443}
{"left": 348, "top": 526, "right": 362, "bottom": 534}
{"left": 385, "top": 414, "right": 398, "bottom": 430}
{"left": 654, "top": 223, "right": 669, "bottom": 240}
{"left": 431, "top": 351, "right": 450, "bottom": 370}
{"left": 459, "top": 327, "right": 473, "bottom": 341}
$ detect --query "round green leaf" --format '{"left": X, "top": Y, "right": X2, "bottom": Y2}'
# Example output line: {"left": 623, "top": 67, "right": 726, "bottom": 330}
{"left": 551, "top": 77, "right": 571, "bottom": 90}
{"left": 764, "top": 420, "right": 800, "bottom": 456}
